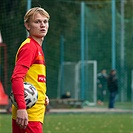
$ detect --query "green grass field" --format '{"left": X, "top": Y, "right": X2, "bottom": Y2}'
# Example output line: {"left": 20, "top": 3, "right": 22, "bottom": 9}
{"left": 0, "top": 113, "right": 132, "bottom": 133}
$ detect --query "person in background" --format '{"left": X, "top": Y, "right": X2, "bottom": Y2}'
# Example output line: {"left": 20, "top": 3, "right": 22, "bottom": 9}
{"left": 61, "top": 91, "right": 71, "bottom": 99}
{"left": 107, "top": 69, "right": 118, "bottom": 109}
{"left": 11, "top": 7, "right": 50, "bottom": 133}
{"left": 97, "top": 69, "right": 108, "bottom": 105}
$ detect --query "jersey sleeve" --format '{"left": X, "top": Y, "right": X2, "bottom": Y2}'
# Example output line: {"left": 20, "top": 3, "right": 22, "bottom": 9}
{"left": 11, "top": 43, "right": 37, "bottom": 109}
{"left": 11, "top": 65, "right": 29, "bottom": 109}
{"left": 16, "top": 43, "right": 36, "bottom": 68}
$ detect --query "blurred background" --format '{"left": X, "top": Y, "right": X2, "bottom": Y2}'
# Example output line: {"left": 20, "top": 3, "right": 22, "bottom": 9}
{"left": 0, "top": 0, "right": 133, "bottom": 107}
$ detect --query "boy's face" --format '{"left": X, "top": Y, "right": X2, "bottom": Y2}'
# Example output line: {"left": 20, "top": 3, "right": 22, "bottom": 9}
{"left": 25, "top": 13, "right": 49, "bottom": 38}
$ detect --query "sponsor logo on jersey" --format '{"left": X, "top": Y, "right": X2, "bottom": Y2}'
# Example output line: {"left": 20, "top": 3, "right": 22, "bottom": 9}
{"left": 38, "top": 75, "right": 46, "bottom": 82}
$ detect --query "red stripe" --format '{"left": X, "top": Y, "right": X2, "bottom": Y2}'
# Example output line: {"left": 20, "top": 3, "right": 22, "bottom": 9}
{"left": 34, "top": 60, "right": 45, "bottom": 65}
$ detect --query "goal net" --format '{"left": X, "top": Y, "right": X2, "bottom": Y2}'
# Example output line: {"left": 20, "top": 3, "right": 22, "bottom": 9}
{"left": 58, "top": 60, "right": 97, "bottom": 105}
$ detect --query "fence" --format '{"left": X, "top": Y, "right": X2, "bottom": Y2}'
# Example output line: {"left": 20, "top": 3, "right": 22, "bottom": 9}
{"left": 131, "top": 70, "right": 133, "bottom": 102}
{"left": 0, "top": 0, "right": 133, "bottom": 102}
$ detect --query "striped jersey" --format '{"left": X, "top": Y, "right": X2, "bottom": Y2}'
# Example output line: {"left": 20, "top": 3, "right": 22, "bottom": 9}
{"left": 12, "top": 37, "right": 47, "bottom": 123}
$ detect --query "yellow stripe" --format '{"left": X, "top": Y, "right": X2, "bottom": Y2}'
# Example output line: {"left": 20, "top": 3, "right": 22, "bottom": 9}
{"left": 15, "top": 38, "right": 31, "bottom": 62}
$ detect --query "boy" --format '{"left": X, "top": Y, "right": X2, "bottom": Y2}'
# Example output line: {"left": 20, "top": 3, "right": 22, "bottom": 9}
{"left": 11, "top": 7, "right": 50, "bottom": 133}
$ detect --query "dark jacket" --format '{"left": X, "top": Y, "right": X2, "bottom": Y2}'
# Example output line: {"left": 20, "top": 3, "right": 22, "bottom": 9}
{"left": 107, "top": 74, "right": 118, "bottom": 92}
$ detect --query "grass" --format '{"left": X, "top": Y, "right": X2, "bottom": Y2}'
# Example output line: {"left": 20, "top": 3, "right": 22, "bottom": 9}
{"left": 0, "top": 114, "right": 12, "bottom": 133}
{"left": 44, "top": 113, "right": 133, "bottom": 133}
{"left": 0, "top": 113, "right": 133, "bottom": 133}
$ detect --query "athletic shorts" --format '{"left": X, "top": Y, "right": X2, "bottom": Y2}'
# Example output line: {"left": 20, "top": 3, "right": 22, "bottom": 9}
{"left": 12, "top": 119, "right": 43, "bottom": 133}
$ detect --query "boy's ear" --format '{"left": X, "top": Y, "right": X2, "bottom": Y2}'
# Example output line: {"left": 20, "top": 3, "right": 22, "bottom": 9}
{"left": 24, "top": 23, "right": 30, "bottom": 31}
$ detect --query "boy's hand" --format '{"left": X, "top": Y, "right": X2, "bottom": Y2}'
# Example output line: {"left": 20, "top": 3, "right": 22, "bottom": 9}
{"left": 16, "top": 109, "right": 28, "bottom": 129}
{"left": 45, "top": 95, "right": 49, "bottom": 106}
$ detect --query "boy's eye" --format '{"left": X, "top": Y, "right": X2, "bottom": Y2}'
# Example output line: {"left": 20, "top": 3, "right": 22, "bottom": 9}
{"left": 34, "top": 19, "right": 48, "bottom": 24}
{"left": 35, "top": 20, "right": 40, "bottom": 23}
{"left": 44, "top": 20, "right": 48, "bottom": 23}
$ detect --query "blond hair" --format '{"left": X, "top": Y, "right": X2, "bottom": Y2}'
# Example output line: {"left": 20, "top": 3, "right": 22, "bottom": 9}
{"left": 24, "top": 7, "right": 50, "bottom": 23}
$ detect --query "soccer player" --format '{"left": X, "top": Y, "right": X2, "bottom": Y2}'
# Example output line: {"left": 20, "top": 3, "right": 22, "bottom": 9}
{"left": 11, "top": 7, "right": 50, "bottom": 133}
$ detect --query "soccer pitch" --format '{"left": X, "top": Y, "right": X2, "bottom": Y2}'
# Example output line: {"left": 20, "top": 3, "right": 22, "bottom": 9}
{"left": 0, "top": 113, "right": 132, "bottom": 133}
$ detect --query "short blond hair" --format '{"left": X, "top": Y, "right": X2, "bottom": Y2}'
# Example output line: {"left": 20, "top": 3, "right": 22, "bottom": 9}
{"left": 24, "top": 7, "right": 50, "bottom": 23}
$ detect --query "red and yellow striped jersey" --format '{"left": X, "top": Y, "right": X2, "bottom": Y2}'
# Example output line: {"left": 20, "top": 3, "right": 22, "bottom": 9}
{"left": 12, "top": 37, "right": 47, "bottom": 123}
